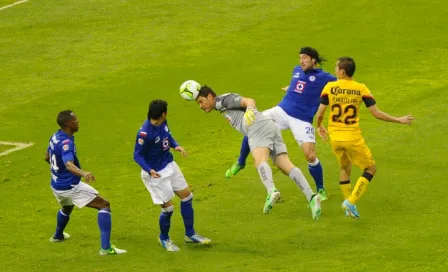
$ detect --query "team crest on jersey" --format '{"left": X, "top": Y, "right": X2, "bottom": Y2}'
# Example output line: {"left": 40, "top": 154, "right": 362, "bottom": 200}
{"left": 294, "top": 80, "right": 307, "bottom": 93}
{"left": 155, "top": 136, "right": 160, "bottom": 143}
{"left": 138, "top": 138, "right": 144, "bottom": 145}
{"left": 309, "top": 76, "right": 316, "bottom": 82}
{"left": 162, "top": 137, "right": 169, "bottom": 150}
{"left": 62, "top": 144, "right": 69, "bottom": 151}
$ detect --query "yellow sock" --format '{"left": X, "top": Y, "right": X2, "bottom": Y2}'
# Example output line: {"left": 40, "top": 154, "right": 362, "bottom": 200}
{"left": 339, "top": 180, "right": 351, "bottom": 199}
{"left": 348, "top": 176, "right": 369, "bottom": 204}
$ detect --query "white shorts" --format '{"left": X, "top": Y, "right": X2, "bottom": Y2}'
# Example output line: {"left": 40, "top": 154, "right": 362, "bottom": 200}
{"left": 140, "top": 161, "right": 188, "bottom": 205}
{"left": 52, "top": 181, "right": 99, "bottom": 208}
{"left": 262, "top": 106, "right": 316, "bottom": 145}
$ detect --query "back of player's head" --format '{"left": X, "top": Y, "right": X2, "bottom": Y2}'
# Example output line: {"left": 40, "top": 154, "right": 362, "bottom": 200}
{"left": 196, "top": 85, "right": 216, "bottom": 100}
{"left": 337, "top": 57, "right": 356, "bottom": 77}
{"left": 300, "top": 46, "right": 326, "bottom": 65}
{"left": 57, "top": 110, "right": 75, "bottom": 128}
{"left": 147, "top": 100, "right": 168, "bottom": 120}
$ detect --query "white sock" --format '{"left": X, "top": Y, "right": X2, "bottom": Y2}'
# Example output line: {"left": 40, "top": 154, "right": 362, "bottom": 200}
{"left": 308, "top": 158, "right": 319, "bottom": 167}
{"left": 257, "top": 162, "right": 275, "bottom": 193}
{"left": 289, "top": 167, "right": 314, "bottom": 201}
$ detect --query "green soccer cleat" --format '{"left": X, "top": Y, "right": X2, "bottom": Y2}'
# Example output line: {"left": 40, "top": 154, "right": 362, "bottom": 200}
{"left": 309, "top": 194, "right": 322, "bottom": 220}
{"left": 317, "top": 189, "right": 328, "bottom": 201}
{"left": 225, "top": 161, "right": 245, "bottom": 178}
{"left": 49, "top": 232, "right": 70, "bottom": 243}
{"left": 263, "top": 188, "right": 281, "bottom": 214}
{"left": 99, "top": 245, "right": 127, "bottom": 256}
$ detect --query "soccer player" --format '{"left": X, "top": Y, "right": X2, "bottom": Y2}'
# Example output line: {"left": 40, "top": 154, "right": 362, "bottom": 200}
{"left": 315, "top": 57, "right": 414, "bottom": 219}
{"left": 196, "top": 86, "right": 322, "bottom": 220}
{"left": 45, "top": 110, "right": 126, "bottom": 255}
{"left": 225, "top": 47, "right": 336, "bottom": 201}
{"left": 133, "top": 100, "right": 211, "bottom": 252}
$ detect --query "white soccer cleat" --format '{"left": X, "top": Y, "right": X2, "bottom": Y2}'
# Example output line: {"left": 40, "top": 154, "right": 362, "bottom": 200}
{"left": 49, "top": 232, "right": 70, "bottom": 243}
{"left": 99, "top": 245, "right": 127, "bottom": 256}
{"left": 184, "top": 233, "right": 212, "bottom": 245}
{"left": 309, "top": 194, "right": 322, "bottom": 220}
{"left": 158, "top": 237, "right": 180, "bottom": 252}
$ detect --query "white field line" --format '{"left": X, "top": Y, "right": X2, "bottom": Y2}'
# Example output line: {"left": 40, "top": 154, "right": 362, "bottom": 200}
{"left": 0, "top": 141, "right": 34, "bottom": 157}
{"left": 0, "top": 0, "right": 28, "bottom": 12}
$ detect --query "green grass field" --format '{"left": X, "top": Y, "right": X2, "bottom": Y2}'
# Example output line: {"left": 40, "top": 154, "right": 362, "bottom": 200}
{"left": 1, "top": 0, "right": 447, "bottom": 271}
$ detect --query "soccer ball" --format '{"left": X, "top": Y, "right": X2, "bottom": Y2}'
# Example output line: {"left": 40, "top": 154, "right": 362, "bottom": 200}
{"left": 180, "top": 80, "right": 201, "bottom": 101}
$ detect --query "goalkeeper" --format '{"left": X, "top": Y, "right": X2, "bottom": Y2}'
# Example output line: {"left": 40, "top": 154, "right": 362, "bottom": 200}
{"left": 195, "top": 85, "right": 322, "bottom": 220}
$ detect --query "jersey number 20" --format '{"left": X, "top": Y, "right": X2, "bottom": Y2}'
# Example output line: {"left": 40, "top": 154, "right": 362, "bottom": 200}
{"left": 331, "top": 104, "right": 357, "bottom": 125}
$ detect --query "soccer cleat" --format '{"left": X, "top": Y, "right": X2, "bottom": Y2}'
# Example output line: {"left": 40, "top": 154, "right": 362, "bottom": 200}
{"left": 317, "top": 189, "right": 328, "bottom": 201}
{"left": 309, "top": 194, "right": 322, "bottom": 220}
{"left": 158, "top": 237, "right": 180, "bottom": 252}
{"left": 345, "top": 209, "right": 351, "bottom": 217}
{"left": 263, "top": 188, "right": 281, "bottom": 214}
{"left": 342, "top": 199, "right": 360, "bottom": 219}
{"left": 225, "top": 162, "right": 245, "bottom": 178}
{"left": 49, "top": 232, "right": 70, "bottom": 243}
{"left": 99, "top": 245, "right": 127, "bottom": 256}
{"left": 184, "top": 234, "right": 212, "bottom": 245}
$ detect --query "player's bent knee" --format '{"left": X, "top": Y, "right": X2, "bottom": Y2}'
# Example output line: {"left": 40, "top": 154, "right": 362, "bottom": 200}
{"left": 365, "top": 165, "right": 377, "bottom": 176}
{"left": 362, "top": 171, "right": 374, "bottom": 182}
{"left": 181, "top": 193, "right": 193, "bottom": 202}
{"left": 62, "top": 205, "right": 74, "bottom": 215}
{"left": 306, "top": 154, "right": 317, "bottom": 163}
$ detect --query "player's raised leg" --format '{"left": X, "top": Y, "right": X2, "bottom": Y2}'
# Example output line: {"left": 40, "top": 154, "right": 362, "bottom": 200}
{"left": 50, "top": 205, "right": 74, "bottom": 243}
{"left": 274, "top": 153, "right": 321, "bottom": 220}
{"left": 86, "top": 196, "right": 127, "bottom": 255}
{"left": 302, "top": 142, "right": 327, "bottom": 201}
{"left": 252, "top": 147, "right": 280, "bottom": 214}
{"left": 226, "top": 136, "right": 250, "bottom": 178}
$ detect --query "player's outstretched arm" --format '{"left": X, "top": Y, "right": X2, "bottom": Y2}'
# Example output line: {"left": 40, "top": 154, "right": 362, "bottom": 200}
{"left": 65, "top": 161, "right": 95, "bottom": 183}
{"left": 368, "top": 105, "right": 414, "bottom": 125}
{"left": 175, "top": 146, "right": 188, "bottom": 157}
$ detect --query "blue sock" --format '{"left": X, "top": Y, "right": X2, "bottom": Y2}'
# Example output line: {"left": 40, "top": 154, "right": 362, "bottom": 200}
{"left": 98, "top": 208, "right": 112, "bottom": 250}
{"left": 308, "top": 158, "right": 324, "bottom": 190}
{"left": 181, "top": 194, "right": 195, "bottom": 237}
{"left": 238, "top": 136, "right": 250, "bottom": 166}
{"left": 159, "top": 206, "right": 174, "bottom": 241}
{"left": 54, "top": 210, "right": 70, "bottom": 239}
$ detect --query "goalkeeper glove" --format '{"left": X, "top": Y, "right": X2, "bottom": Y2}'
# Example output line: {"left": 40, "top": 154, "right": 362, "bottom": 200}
{"left": 244, "top": 107, "right": 256, "bottom": 126}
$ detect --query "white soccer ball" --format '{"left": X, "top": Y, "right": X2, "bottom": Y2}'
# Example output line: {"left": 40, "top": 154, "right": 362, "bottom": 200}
{"left": 179, "top": 80, "right": 201, "bottom": 101}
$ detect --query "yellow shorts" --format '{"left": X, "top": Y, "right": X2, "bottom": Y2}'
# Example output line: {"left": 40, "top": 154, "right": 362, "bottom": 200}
{"left": 330, "top": 137, "right": 375, "bottom": 170}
